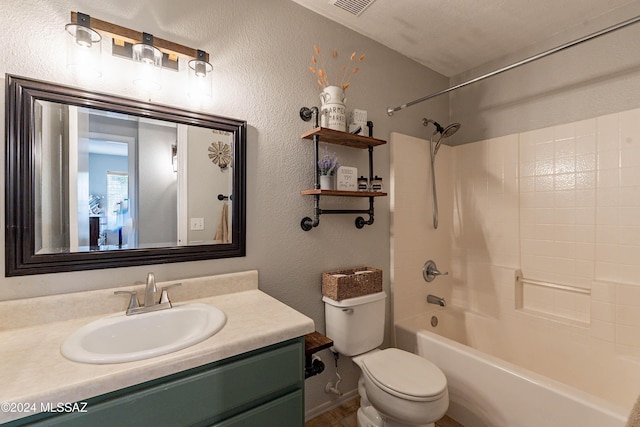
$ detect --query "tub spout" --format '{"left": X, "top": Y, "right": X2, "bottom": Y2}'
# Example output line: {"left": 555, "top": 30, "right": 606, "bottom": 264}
{"left": 427, "top": 294, "right": 446, "bottom": 307}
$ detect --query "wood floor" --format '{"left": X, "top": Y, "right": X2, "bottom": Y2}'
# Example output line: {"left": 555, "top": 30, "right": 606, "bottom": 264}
{"left": 306, "top": 397, "right": 463, "bottom": 427}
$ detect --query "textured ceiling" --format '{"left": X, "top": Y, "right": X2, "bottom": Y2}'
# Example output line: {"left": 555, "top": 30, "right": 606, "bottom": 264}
{"left": 290, "top": 0, "right": 639, "bottom": 77}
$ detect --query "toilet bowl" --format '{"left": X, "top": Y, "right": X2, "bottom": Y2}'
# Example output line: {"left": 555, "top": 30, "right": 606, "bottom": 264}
{"left": 357, "top": 348, "right": 448, "bottom": 427}
{"left": 323, "top": 292, "right": 449, "bottom": 427}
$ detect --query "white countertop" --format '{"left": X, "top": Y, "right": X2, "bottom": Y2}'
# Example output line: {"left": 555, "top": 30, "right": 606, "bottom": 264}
{"left": 0, "top": 271, "right": 314, "bottom": 423}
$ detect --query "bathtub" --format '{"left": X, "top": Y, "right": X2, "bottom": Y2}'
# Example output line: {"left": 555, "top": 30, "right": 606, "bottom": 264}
{"left": 395, "top": 308, "right": 629, "bottom": 427}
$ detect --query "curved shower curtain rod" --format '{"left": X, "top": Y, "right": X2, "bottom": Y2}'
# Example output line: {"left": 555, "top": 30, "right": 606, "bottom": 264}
{"left": 387, "top": 15, "right": 640, "bottom": 116}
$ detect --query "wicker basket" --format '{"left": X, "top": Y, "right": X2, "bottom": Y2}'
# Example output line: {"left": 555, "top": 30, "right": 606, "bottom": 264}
{"left": 322, "top": 267, "right": 383, "bottom": 301}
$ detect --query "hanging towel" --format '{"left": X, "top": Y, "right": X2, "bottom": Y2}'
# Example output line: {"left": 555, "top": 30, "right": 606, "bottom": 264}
{"left": 214, "top": 201, "right": 230, "bottom": 243}
{"left": 627, "top": 394, "right": 640, "bottom": 427}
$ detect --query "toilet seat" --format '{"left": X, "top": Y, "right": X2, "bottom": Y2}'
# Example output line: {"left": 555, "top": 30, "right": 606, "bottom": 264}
{"left": 360, "top": 348, "right": 447, "bottom": 402}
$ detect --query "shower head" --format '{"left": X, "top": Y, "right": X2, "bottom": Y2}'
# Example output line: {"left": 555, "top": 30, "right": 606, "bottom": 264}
{"left": 422, "top": 118, "right": 461, "bottom": 138}
{"left": 441, "top": 123, "right": 461, "bottom": 139}
{"left": 422, "top": 118, "right": 461, "bottom": 156}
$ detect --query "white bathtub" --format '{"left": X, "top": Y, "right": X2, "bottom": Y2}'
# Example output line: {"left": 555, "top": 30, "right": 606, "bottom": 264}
{"left": 395, "top": 308, "right": 629, "bottom": 427}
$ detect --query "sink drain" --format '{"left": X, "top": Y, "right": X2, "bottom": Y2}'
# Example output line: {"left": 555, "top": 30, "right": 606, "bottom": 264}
{"left": 430, "top": 315, "right": 438, "bottom": 327}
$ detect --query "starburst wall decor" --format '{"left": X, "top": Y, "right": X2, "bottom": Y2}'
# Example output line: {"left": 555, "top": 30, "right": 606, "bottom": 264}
{"left": 208, "top": 140, "right": 232, "bottom": 171}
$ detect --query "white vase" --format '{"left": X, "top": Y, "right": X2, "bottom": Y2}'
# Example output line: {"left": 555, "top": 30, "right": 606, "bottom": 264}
{"left": 320, "top": 85, "right": 346, "bottom": 132}
{"left": 320, "top": 175, "right": 335, "bottom": 190}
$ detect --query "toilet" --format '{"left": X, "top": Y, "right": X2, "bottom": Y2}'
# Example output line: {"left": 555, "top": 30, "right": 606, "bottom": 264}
{"left": 323, "top": 291, "right": 448, "bottom": 427}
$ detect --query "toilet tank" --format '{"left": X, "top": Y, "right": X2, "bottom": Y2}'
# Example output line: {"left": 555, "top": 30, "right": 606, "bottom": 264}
{"left": 323, "top": 291, "right": 386, "bottom": 356}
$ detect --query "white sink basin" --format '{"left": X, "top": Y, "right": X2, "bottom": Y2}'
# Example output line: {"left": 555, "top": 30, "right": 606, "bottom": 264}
{"left": 61, "top": 303, "right": 226, "bottom": 364}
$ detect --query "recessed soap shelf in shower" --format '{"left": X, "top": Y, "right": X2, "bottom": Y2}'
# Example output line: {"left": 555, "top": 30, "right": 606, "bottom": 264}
{"left": 515, "top": 269, "right": 591, "bottom": 326}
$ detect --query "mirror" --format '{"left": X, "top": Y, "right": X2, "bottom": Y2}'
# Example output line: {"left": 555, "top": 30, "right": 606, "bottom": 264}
{"left": 6, "top": 74, "right": 246, "bottom": 276}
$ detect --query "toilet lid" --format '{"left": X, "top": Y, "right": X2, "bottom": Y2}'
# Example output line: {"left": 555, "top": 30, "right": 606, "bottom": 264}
{"left": 360, "top": 348, "right": 447, "bottom": 401}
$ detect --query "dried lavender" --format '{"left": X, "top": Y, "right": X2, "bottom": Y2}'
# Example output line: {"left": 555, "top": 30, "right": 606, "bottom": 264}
{"left": 317, "top": 146, "right": 340, "bottom": 176}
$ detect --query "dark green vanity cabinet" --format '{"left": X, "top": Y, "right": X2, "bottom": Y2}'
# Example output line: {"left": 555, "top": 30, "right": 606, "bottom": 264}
{"left": 5, "top": 338, "right": 304, "bottom": 427}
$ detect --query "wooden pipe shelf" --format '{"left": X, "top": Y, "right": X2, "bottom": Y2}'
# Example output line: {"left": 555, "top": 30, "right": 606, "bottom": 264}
{"left": 298, "top": 108, "right": 387, "bottom": 231}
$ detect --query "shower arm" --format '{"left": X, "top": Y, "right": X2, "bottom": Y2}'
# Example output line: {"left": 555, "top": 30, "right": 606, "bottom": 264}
{"left": 386, "top": 15, "right": 640, "bottom": 116}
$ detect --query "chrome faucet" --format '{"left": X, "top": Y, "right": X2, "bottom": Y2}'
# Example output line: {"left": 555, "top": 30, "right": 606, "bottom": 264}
{"left": 144, "top": 272, "right": 157, "bottom": 308}
{"left": 427, "top": 294, "right": 446, "bottom": 307}
{"left": 114, "top": 272, "right": 181, "bottom": 316}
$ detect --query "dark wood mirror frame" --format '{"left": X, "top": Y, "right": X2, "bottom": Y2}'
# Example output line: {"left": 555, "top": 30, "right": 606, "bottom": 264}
{"left": 5, "top": 74, "right": 246, "bottom": 276}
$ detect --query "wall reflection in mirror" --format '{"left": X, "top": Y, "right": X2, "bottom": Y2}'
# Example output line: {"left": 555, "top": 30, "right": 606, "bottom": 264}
{"left": 35, "top": 102, "right": 234, "bottom": 253}
{"left": 6, "top": 75, "right": 246, "bottom": 276}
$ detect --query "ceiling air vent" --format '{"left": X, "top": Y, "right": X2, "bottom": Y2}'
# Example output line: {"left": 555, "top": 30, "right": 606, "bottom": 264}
{"left": 329, "top": 0, "right": 376, "bottom": 16}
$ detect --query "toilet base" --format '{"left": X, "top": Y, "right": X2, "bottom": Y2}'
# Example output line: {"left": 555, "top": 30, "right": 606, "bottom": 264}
{"left": 357, "top": 400, "right": 434, "bottom": 427}
{"left": 357, "top": 406, "right": 383, "bottom": 427}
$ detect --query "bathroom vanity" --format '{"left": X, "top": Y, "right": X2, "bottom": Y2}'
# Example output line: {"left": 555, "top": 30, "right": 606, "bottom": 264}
{"left": 6, "top": 339, "right": 303, "bottom": 426}
{"left": 0, "top": 271, "right": 314, "bottom": 426}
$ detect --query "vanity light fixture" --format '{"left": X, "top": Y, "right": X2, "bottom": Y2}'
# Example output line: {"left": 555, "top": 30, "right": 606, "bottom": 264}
{"left": 65, "top": 12, "right": 102, "bottom": 78}
{"left": 188, "top": 49, "right": 214, "bottom": 98}
{"left": 65, "top": 12, "right": 213, "bottom": 95}
{"left": 132, "top": 33, "right": 163, "bottom": 91}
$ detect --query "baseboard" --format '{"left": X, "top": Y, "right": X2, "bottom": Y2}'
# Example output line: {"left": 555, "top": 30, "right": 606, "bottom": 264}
{"left": 305, "top": 388, "right": 359, "bottom": 421}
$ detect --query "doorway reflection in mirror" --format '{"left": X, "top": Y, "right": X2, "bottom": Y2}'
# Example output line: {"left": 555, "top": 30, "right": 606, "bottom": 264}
{"left": 34, "top": 101, "right": 235, "bottom": 255}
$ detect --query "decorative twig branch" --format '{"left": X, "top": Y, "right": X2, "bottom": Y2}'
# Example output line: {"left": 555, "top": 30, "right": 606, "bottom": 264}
{"left": 310, "top": 45, "right": 365, "bottom": 90}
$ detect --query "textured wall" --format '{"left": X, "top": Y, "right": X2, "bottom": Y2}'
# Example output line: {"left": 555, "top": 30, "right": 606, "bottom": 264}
{"left": 0, "top": 0, "right": 447, "bottom": 415}
{"left": 449, "top": 3, "right": 640, "bottom": 145}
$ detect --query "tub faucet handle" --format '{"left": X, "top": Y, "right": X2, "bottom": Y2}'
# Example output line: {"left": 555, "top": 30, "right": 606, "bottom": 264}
{"left": 423, "top": 260, "right": 448, "bottom": 282}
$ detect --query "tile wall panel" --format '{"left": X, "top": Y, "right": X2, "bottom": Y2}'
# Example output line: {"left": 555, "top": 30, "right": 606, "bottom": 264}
{"left": 393, "top": 109, "right": 640, "bottom": 366}
{"left": 519, "top": 119, "right": 597, "bottom": 290}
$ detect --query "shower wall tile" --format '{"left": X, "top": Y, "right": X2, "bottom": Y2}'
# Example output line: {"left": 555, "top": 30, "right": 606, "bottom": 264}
{"left": 451, "top": 135, "right": 520, "bottom": 275}
{"left": 392, "top": 108, "right": 640, "bottom": 360}
{"left": 451, "top": 108, "right": 640, "bottom": 346}
{"left": 519, "top": 118, "right": 599, "bottom": 290}
{"left": 591, "top": 299, "right": 616, "bottom": 322}
{"left": 591, "top": 281, "right": 617, "bottom": 302}
{"left": 516, "top": 108, "right": 640, "bottom": 322}
{"left": 554, "top": 290, "right": 590, "bottom": 323}
{"left": 522, "top": 284, "right": 555, "bottom": 314}
{"left": 617, "top": 283, "right": 640, "bottom": 307}
{"left": 590, "top": 319, "right": 615, "bottom": 343}
{"left": 390, "top": 133, "right": 454, "bottom": 323}
{"left": 594, "top": 107, "right": 640, "bottom": 285}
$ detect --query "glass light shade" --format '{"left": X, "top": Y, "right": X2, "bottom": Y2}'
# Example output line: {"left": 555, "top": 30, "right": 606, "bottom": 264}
{"left": 188, "top": 59, "right": 213, "bottom": 98}
{"left": 132, "top": 43, "right": 162, "bottom": 91}
{"left": 65, "top": 24, "right": 102, "bottom": 78}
